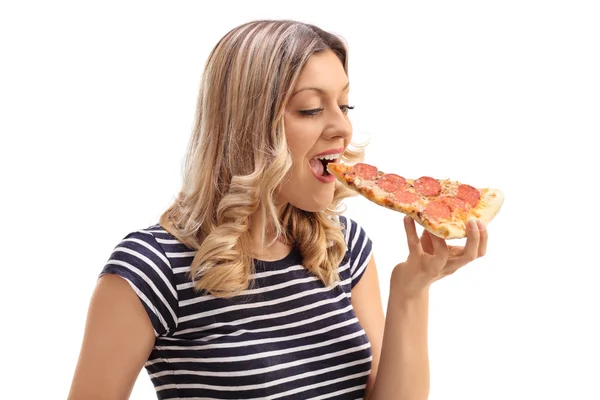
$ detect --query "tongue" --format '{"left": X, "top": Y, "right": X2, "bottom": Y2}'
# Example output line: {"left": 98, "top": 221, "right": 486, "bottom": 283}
{"left": 309, "top": 158, "right": 324, "bottom": 176}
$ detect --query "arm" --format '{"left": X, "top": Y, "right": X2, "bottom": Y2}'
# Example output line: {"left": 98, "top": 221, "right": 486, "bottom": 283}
{"left": 351, "top": 255, "right": 385, "bottom": 399}
{"left": 369, "top": 276, "right": 431, "bottom": 400}
{"left": 352, "top": 256, "right": 430, "bottom": 400}
{"left": 67, "top": 274, "right": 155, "bottom": 400}
{"left": 354, "top": 216, "right": 487, "bottom": 400}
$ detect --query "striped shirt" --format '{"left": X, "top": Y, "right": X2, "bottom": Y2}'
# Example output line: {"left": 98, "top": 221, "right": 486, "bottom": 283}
{"left": 100, "top": 215, "right": 373, "bottom": 400}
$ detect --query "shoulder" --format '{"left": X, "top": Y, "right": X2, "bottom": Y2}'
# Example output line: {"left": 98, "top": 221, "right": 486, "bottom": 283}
{"left": 101, "top": 223, "right": 187, "bottom": 335}
{"left": 338, "top": 215, "right": 372, "bottom": 248}
{"left": 337, "top": 215, "right": 373, "bottom": 288}
{"left": 106, "top": 224, "right": 192, "bottom": 265}
{"left": 116, "top": 223, "right": 181, "bottom": 247}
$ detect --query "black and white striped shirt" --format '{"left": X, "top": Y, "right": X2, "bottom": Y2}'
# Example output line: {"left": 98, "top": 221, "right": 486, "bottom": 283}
{"left": 100, "top": 216, "right": 373, "bottom": 399}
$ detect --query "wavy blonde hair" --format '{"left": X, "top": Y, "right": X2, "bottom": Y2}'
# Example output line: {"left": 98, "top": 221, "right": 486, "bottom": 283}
{"left": 160, "top": 19, "right": 367, "bottom": 298}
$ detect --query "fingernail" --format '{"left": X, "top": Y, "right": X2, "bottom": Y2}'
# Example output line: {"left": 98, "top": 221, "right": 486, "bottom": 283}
{"left": 476, "top": 219, "right": 486, "bottom": 230}
{"left": 468, "top": 219, "right": 478, "bottom": 230}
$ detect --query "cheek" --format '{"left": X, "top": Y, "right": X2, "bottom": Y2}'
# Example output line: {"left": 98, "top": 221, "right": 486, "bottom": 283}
{"left": 285, "top": 118, "right": 322, "bottom": 161}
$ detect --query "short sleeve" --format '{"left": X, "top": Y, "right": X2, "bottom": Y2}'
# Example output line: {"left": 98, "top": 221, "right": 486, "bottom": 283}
{"left": 99, "top": 230, "right": 179, "bottom": 336}
{"left": 339, "top": 216, "right": 373, "bottom": 288}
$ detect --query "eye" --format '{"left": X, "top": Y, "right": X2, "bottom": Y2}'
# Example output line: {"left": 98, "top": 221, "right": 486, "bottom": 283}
{"left": 340, "top": 105, "right": 355, "bottom": 115}
{"left": 299, "top": 108, "right": 324, "bottom": 117}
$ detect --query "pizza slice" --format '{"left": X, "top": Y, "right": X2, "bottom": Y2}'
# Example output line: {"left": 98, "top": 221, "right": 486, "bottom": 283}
{"left": 327, "top": 162, "right": 504, "bottom": 239}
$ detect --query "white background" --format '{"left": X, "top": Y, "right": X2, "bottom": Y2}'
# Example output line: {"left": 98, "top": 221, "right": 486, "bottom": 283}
{"left": 1, "top": 1, "right": 599, "bottom": 399}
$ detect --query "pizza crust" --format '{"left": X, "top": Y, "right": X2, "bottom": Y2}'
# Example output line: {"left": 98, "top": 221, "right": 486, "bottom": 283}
{"left": 470, "top": 188, "right": 505, "bottom": 226}
{"left": 327, "top": 162, "right": 504, "bottom": 240}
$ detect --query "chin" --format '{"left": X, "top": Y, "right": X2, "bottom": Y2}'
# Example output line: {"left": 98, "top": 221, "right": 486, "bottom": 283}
{"left": 295, "top": 204, "right": 330, "bottom": 213}
{"left": 278, "top": 176, "right": 336, "bottom": 213}
{"left": 291, "top": 192, "right": 335, "bottom": 213}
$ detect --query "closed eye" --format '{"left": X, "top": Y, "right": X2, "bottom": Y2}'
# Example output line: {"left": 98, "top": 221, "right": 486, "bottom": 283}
{"left": 340, "top": 105, "right": 355, "bottom": 114}
{"left": 299, "top": 108, "right": 324, "bottom": 117}
{"left": 299, "top": 105, "right": 354, "bottom": 118}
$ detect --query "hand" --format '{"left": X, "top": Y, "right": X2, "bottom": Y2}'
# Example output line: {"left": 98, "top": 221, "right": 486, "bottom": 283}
{"left": 391, "top": 216, "right": 488, "bottom": 299}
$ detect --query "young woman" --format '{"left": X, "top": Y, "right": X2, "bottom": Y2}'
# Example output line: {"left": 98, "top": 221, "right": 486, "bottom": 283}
{"left": 68, "top": 19, "right": 488, "bottom": 400}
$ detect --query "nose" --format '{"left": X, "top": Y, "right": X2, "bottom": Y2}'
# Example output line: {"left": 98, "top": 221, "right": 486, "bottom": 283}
{"left": 323, "top": 108, "right": 352, "bottom": 141}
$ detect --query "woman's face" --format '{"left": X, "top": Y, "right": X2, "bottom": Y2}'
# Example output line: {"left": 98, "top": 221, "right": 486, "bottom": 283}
{"left": 279, "top": 49, "right": 353, "bottom": 212}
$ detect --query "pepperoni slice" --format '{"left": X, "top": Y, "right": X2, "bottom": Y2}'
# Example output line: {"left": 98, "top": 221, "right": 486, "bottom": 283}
{"left": 456, "top": 184, "right": 481, "bottom": 207}
{"left": 393, "top": 190, "right": 420, "bottom": 204}
{"left": 440, "top": 196, "right": 468, "bottom": 212}
{"left": 414, "top": 176, "right": 442, "bottom": 197}
{"left": 424, "top": 201, "right": 451, "bottom": 222}
{"left": 353, "top": 163, "right": 378, "bottom": 180}
{"left": 376, "top": 174, "right": 406, "bottom": 192}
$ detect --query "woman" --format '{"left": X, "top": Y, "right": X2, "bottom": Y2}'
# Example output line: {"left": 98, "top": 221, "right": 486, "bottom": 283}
{"left": 68, "top": 19, "right": 488, "bottom": 400}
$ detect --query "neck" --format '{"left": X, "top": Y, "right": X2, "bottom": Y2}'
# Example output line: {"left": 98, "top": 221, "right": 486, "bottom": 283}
{"left": 248, "top": 202, "right": 292, "bottom": 262}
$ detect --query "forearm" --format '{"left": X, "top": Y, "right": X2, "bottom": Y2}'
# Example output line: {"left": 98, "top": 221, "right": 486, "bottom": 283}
{"left": 369, "top": 278, "right": 430, "bottom": 400}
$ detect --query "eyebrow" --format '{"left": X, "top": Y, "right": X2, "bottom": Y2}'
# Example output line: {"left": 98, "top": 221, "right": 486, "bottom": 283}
{"left": 292, "top": 81, "right": 350, "bottom": 96}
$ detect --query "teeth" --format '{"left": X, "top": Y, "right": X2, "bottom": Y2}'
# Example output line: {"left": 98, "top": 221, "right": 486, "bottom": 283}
{"left": 316, "top": 153, "right": 340, "bottom": 161}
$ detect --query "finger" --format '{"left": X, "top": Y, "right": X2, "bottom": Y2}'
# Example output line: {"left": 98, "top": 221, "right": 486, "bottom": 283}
{"left": 447, "top": 245, "right": 464, "bottom": 258}
{"left": 403, "top": 215, "right": 422, "bottom": 255}
{"left": 477, "top": 219, "right": 488, "bottom": 257}
{"left": 420, "top": 230, "right": 434, "bottom": 255}
{"left": 430, "top": 232, "right": 449, "bottom": 262}
{"left": 441, "top": 248, "right": 465, "bottom": 275}
{"left": 462, "top": 218, "right": 481, "bottom": 262}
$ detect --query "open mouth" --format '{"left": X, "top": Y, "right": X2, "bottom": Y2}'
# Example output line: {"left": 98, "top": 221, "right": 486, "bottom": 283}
{"left": 309, "top": 153, "right": 339, "bottom": 177}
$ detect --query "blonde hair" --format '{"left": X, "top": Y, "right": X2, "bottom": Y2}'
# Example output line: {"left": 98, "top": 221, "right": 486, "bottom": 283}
{"left": 160, "top": 19, "right": 366, "bottom": 297}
